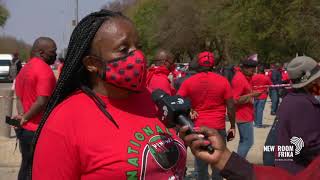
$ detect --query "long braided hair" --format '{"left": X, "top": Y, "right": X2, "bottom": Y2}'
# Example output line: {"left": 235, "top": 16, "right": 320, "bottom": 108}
{"left": 28, "top": 10, "right": 124, "bottom": 179}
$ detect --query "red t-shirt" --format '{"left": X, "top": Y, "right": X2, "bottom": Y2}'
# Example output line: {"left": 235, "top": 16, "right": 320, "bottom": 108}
{"left": 33, "top": 90, "right": 186, "bottom": 180}
{"left": 177, "top": 72, "right": 233, "bottom": 130}
{"left": 266, "top": 70, "right": 272, "bottom": 79}
{"left": 282, "top": 70, "right": 289, "bottom": 82}
{"left": 146, "top": 66, "right": 176, "bottom": 95}
{"left": 231, "top": 71, "right": 254, "bottom": 122}
{"left": 15, "top": 57, "right": 56, "bottom": 131}
{"left": 251, "top": 73, "right": 272, "bottom": 100}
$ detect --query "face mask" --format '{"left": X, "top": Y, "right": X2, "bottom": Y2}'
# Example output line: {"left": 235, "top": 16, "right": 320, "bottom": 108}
{"left": 100, "top": 50, "right": 147, "bottom": 92}
{"left": 48, "top": 55, "right": 57, "bottom": 65}
{"left": 40, "top": 49, "right": 56, "bottom": 65}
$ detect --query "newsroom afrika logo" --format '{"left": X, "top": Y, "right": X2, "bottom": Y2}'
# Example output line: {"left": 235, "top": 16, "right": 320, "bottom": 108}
{"left": 264, "top": 137, "right": 304, "bottom": 161}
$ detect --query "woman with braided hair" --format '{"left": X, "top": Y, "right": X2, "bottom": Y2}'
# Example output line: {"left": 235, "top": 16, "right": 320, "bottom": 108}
{"left": 31, "top": 10, "right": 187, "bottom": 179}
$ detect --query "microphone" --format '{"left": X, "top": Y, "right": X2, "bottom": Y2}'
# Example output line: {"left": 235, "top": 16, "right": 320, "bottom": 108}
{"left": 151, "top": 89, "right": 214, "bottom": 154}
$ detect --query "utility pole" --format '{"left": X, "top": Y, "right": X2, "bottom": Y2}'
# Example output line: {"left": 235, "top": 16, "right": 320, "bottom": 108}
{"left": 73, "top": 0, "right": 79, "bottom": 26}
{"left": 75, "top": 0, "right": 79, "bottom": 25}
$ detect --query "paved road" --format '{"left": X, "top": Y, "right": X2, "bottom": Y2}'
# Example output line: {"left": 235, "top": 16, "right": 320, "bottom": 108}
{"left": 0, "top": 83, "right": 12, "bottom": 89}
{"left": 0, "top": 82, "right": 20, "bottom": 180}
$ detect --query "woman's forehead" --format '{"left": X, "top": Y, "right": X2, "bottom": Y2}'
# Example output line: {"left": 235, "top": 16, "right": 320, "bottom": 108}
{"left": 94, "top": 17, "right": 134, "bottom": 43}
{"left": 90, "top": 17, "right": 136, "bottom": 55}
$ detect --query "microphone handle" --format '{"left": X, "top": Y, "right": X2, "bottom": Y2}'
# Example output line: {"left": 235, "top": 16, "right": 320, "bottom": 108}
{"left": 177, "top": 115, "right": 214, "bottom": 154}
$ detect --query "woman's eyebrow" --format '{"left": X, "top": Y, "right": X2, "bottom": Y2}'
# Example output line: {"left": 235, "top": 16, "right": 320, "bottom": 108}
{"left": 113, "top": 35, "right": 128, "bottom": 49}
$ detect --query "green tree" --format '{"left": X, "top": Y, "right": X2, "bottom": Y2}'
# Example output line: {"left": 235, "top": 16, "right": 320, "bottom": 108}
{"left": 0, "top": 36, "right": 32, "bottom": 61}
{"left": 0, "top": 2, "right": 9, "bottom": 27}
{"left": 121, "top": 0, "right": 320, "bottom": 64}
{"left": 126, "top": 0, "right": 167, "bottom": 62}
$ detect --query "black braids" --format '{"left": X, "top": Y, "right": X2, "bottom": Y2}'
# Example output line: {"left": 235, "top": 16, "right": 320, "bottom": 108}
{"left": 28, "top": 10, "right": 124, "bottom": 180}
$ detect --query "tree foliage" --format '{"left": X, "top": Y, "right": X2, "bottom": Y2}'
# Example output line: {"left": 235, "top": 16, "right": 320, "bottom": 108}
{"left": 0, "top": 36, "right": 32, "bottom": 61}
{"left": 103, "top": 0, "right": 320, "bottom": 65}
{"left": 0, "top": 2, "right": 9, "bottom": 27}
{"left": 102, "top": 0, "right": 137, "bottom": 13}
{"left": 219, "top": 0, "right": 320, "bottom": 64}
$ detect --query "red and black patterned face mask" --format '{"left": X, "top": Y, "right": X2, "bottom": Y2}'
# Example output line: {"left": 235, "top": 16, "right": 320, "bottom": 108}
{"left": 98, "top": 50, "right": 147, "bottom": 92}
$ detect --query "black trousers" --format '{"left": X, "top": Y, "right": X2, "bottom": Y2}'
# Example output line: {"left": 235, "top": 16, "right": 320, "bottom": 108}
{"left": 263, "top": 117, "right": 278, "bottom": 166}
{"left": 15, "top": 128, "right": 35, "bottom": 180}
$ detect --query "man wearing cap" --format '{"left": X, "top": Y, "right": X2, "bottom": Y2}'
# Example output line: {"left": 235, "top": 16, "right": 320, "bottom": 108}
{"left": 178, "top": 51, "right": 236, "bottom": 180}
{"left": 231, "top": 58, "right": 261, "bottom": 158}
{"left": 275, "top": 56, "right": 320, "bottom": 174}
{"left": 146, "top": 49, "right": 176, "bottom": 95}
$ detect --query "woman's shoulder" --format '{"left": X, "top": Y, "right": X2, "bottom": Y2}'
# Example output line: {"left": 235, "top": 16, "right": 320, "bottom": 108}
{"left": 54, "top": 91, "right": 95, "bottom": 113}
{"left": 45, "top": 91, "right": 100, "bottom": 126}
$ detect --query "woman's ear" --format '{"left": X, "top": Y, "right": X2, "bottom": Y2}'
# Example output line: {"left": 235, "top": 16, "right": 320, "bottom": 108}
{"left": 82, "top": 56, "right": 102, "bottom": 73}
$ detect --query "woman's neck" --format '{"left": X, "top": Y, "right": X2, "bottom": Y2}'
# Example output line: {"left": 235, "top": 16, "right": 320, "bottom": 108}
{"left": 92, "top": 80, "right": 130, "bottom": 99}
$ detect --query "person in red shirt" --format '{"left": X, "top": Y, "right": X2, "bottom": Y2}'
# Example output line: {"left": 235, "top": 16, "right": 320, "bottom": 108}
{"left": 234, "top": 66, "right": 241, "bottom": 72}
{"left": 31, "top": 10, "right": 187, "bottom": 180}
{"left": 177, "top": 51, "right": 236, "bottom": 180}
{"left": 232, "top": 59, "right": 261, "bottom": 158}
{"left": 14, "top": 37, "right": 57, "bottom": 180}
{"left": 182, "top": 126, "right": 320, "bottom": 180}
{"left": 251, "top": 66, "right": 272, "bottom": 128}
{"left": 281, "top": 68, "right": 289, "bottom": 83}
{"left": 146, "top": 49, "right": 176, "bottom": 95}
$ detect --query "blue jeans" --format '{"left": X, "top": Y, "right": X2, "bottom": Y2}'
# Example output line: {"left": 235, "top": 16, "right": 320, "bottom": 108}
{"left": 194, "top": 130, "right": 226, "bottom": 180}
{"left": 237, "top": 122, "right": 254, "bottom": 158}
{"left": 270, "top": 89, "right": 279, "bottom": 114}
{"left": 254, "top": 99, "right": 267, "bottom": 127}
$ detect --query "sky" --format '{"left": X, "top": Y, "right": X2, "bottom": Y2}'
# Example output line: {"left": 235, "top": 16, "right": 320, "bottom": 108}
{"left": 1, "top": 0, "right": 113, "bottom": 53}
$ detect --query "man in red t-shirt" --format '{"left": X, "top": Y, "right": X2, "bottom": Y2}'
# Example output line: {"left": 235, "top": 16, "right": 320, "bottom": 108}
{"left": 232, "top": 58, "right": 260, "bottom": 158}
{"left": 177, "top": 52, "right": 236, "bottom": 180}
{"left": 14, "top": 37, "right": 57, "bottom": 180}
{"left": 251, "top": 66, "right": 272, "bottom": 128}
{"left": 146, "top": 49, "right": 176, "bottom": 95}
